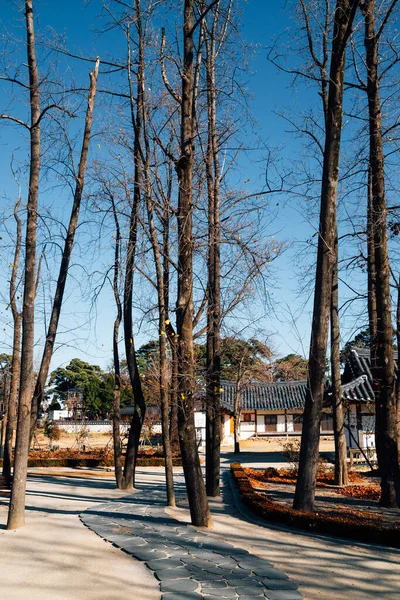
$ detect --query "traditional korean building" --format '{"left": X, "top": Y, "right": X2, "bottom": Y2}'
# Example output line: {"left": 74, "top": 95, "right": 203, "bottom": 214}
{"left": 218, "top": 379, "right": 332, "bottom": 444}
{"left": 217, "top": 348, "right": 380, "bottom": 450}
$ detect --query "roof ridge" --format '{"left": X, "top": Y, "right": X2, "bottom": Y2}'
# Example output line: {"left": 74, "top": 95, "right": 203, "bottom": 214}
{"left": 220, "top": 379, "right": 307, "bottom": 387}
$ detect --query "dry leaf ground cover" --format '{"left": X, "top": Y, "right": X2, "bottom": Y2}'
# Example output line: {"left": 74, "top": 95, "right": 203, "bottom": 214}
{"left": 0, "top": 446, "right": 181, "bottom": 468}
{"left": 231, "top": 463, "right": 400, "bottom": 548}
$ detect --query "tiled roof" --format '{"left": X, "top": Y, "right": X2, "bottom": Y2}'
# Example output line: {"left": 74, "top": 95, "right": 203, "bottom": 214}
{"left": 220, "top": 380, "right": 307, "bottom": 412}
{"left": 343, "top": 347, "right": 398, "bottom": 383}
{"left": 340, "top": 347, "right": 398, "bottom": 403}
{"left": 338, "top": 375, "right": 374, "bottom": 402}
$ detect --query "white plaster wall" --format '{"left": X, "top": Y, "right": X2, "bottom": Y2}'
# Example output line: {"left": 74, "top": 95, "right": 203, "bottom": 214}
{"left": 277, "top": 415, "right": 285, "bottom": 433}
{"left": 257, "top": 414, "right": 265, "bottom": 433}
{"left": 286, "top": 414, "right": 294, "bottom": 432}
{"left": 194, "top": 412, "right": 206, "bottom": 428}
{"left": 223, "top": 415, "right": 231, "bottom": 437}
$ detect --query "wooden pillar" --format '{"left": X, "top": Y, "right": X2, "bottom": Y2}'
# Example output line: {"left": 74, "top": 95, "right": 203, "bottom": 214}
{"left": 255, "top": 410, "right": 257, "bottom": 437}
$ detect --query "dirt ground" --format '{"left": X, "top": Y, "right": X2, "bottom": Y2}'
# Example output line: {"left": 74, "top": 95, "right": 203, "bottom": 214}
{"left": 237, "top": 436, "right": 335, "bottom": 454}
{"left": 33, "top": 429, "right": 335, "bottom": 454}
{"left": 32, "top": 428, "right": 114, "bottom": 451}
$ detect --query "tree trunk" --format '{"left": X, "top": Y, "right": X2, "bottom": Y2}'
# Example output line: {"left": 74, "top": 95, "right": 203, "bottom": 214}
{"left": 396, "top": 281, "right": 400, "bottom": 465}
{"left": 7, "top": 0, "right": 41, "bottom": 530}
{"left": 162, "top": 190, "right": 179, "bottom": 453}
{"left": 205, "top": 4, "right": 222, "bottom": 497}
{"left": 159, "top": 330, "right": 176, "bottom": 507}
{"left": 110, "top": 196, "right": 123, "bottom": 489}
{"left": 29, "top": 58, "right": 100, "bottom": 442}
{"left": 3, "top": 199, "right": 22, "bottom": 485}
{"left": 367, "top": 165, "right": 378, "bottom": 346}
{"left": 122, "top": 7, "right": 146, "bottom": 490}
{"left": 169, "top": 341, "right": 179, "bottom": 450}
{"left": 293, "top": 0, "right": 359, "bottom": 512}
{"left": 143, "top": 112, "right": 175, "bottom": 507}
{"left": 175, "top": 0, "right": 211, "bottom": 527}
{"left": 330, "top": 229, "right": 348, "bottom": 486}
{"left": 233, "top": 386, "right": 240, "bottom": 454}
{"left": 362, "top": 0, "right": 400, "bottom": 507}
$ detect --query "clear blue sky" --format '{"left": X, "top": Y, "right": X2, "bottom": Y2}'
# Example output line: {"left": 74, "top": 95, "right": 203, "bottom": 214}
{"left": 0, "top": 0, "right": 368, "bottom": 372}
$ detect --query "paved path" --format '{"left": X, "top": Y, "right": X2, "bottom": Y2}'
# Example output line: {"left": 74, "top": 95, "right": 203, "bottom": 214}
{"left": 0, "top": 471, "right": 160, "bottom": 600}
{"left": 1, "top": 465, "right": 400, "bottom": 600}
{"left": 81, "top": 476, "right": 301, "bottom": 600}
{"left": 218, "top": 472, "right": 400, "bottom": 600}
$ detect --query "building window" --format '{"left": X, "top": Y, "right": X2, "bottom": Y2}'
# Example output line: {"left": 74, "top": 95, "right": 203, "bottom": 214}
{"left": 242, "top": 413, "right": 252, "bottom": 422}
{"left": 321, "top": 414, "right": 333, "bottom": 432}
{"left": 264, "top": 415, "right": 277, "bottom": 432}
{"left": 293, "top": 414, "right": 303, "bottom": 432}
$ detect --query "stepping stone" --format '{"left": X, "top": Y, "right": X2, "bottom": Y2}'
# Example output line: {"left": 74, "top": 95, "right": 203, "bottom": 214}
{"left": 203, "top": 541, "right": 235, "bottom": 552}
{"left": 238, "top": 560, "right": 274, "bottom": 571}
{"left": 236, "top": 587, "right": 264, "bottom": 596}
{"left": 120, "top": 537, "right": 148, "bottom": 548}
{"left": 203, "top": 591, "right": 237, "bottom": 600}
{"left": 191, "top": 550, "right": 218, "bottom": 560}
{"left": 231, "top": 568, "right": 253, "bottom": 578}
{"left": 147, "top": 558, "right": 184, "bottom": 570}
{"left": 214, "top": 557, "right": 238, "bottom": 569}
{"left": 213, "top": 589, "right": 237, "bottom": 598}
{"left": 201, "top": 581, "right": 228, "bottom": 589}
{"left": 225, "top": 577, "right": 255, "bottom": 587}
{"left": 263, "top": 580, "right": 298, "bottom": 591}
{"left": 156, "top": 567, "right": 192, "bottom": 580}
{"left": 162, "top": 593, "right": 201, "bottom": 600}
{"left": 202, "top": 565, "right": 227, "bottom": 575}
{"left": 264, "top": 592, "right": 303, "bottom": 600}
{"left": 194, "top": 572, "right": 224, "bottom": 581}
{"left": 253, "top": 568, "right": 288, "bottom": 580}
{"left": 161, "top": 579, "right": 199, "bottom": 593}
{"left": 133, "top": 549, "right": 168, "bottom": 561}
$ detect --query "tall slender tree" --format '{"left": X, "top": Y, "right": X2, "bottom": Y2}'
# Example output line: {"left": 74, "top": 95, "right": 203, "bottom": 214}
{"left": 331, "top": 231, "right": 348, "bottom": 486}
{"left": 2, "top": 198, "right": 22, "bottom": 485}
{"left": 204, "top": 0, "right": 230, "bottom": 498}
{"left": 29, "top": 58, "right": 100, "bottom": 440}
{"left": 361, "top": 0, "right": 400, "bottom": 507}
{"left": 293, "top": 0, "right": 359, "bottom": 512}
{"left": 7, "top": 0, "right": 41, "bottom": 530}
{"left": 175, "top": 0, "right": 212, "bottom": 526}
{"left": 121, "top": 4, "right": 147, "bottom": 490}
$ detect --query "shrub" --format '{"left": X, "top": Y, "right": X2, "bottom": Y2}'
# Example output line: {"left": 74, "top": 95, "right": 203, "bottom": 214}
{"left": 43, "top": 420, "right": 61, "bottom": 448}
{"left": 280, "top": 439, "right": 301, "bottom": 471}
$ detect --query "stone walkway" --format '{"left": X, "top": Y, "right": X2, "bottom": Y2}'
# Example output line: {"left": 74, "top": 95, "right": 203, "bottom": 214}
{"left": 80, "top": 481, "right": 302, "bottom": 600}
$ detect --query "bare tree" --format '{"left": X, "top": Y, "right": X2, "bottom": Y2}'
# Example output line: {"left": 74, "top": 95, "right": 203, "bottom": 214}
{"left": 203, "top": 0, "right": 232, "bottom": 498}
{"left": 293, "top": 0, "right": 359, "bottom": 512}
{"left": 331, "top": 232, "right": 348, "bottom": 486}
{"left": 7, "top": 0, "right": 41, "bottom": 530}
{"left": 110, "top": 192, "right": 124, "bottom": 488}
{"left": 143, "top": 117, "right": 176, "bottom": 507}
{"left": 121, "top": 5, "right": 147, "bottom": 490}
{"left": 361, "top": 0, "right": 400, "bottom": 507}
{"left": 2, "top": 197, "right": 22, "bottom": 485}
{"left": 175, "top": 0, "right": 212, "bottom": 526}
{"left": 29, "top": 58, "right": 100, "bottom": 440}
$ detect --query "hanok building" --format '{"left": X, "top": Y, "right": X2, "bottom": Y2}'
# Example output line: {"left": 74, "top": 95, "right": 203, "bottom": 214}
{"left": 218, "top": 379, "right": 332, "bottom": 445}
{"left": 216, "top": 348, "right": 379, "bottom": 451}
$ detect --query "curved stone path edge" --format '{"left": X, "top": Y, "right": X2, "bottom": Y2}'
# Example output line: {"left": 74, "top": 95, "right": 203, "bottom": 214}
{"left": 80, "top": 484, "right": 302, "bottom": 600}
